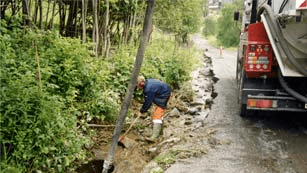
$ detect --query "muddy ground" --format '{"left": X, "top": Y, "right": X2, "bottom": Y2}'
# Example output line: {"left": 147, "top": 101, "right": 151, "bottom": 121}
{"left": 75, "top": 45, "right": 224, "bottom": 173}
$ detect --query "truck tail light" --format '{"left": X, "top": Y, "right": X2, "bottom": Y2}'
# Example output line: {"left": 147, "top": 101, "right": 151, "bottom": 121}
{"left": 247, "top": 99, "right": 274, "bottom": 108}
{"left": 245, "top": 22, "right": 274, "bottom": 78}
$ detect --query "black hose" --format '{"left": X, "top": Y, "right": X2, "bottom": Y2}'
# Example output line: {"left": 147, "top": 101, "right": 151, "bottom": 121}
{"left": 250, "top": 0, "right": 258, "bottom": 24}
{"left": 279, "top": 0, "right": 289, "bottom": 14}
{"left": 278, "top": 69, "right": 307, "bottom": 103}
{"left": 257, "top": 4, "right": 307, "bottom": 102}
{"left": 268, "top": 0, "right": 272, "bottom": 6}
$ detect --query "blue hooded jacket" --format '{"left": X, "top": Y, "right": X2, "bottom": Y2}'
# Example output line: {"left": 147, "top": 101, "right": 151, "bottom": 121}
{"left": 140, "top": 79, "right": 171, "bottom": 113}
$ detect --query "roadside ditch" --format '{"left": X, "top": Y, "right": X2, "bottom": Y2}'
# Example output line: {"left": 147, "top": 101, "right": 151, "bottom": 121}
{"left": 75, "top": 50, "right": 220, "bottom": 173}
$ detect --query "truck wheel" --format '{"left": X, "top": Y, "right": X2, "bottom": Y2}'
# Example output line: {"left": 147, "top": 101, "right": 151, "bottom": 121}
{"left": 238, "top": 71, "right": 256, "bottom": 117}
{"left": 238, "top": 70, "right": 247, "bottom": 117}
{"left": 236, "top": 49, "right": 242, "bottom": 88}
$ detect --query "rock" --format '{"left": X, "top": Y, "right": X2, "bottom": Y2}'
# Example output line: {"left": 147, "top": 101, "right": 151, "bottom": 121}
{"left": 160, "top": 137, "right": 181, "bottom": 145}
{"left": 120, "top": 137, "right": 138, "bottom": 149}
{"left": 184, "top": 120, "right": 193, "bottom": 125}
{"left": 204, "top": 96, "right": 213, "bottom": 104}
{"left": 113, "top": 160, "right": 133, "bottom": 173}
{"left": 190, "top": 99, "right": 205, "bottom": 106}
{"left": 194, "top": 122, "right": 203, "bottom": 129}
{"left": 185, "top": 117, "right": 192, "bottom": 121}
{"left": 208, "top": 137, "right": 221, "bottom": 148}
{"left": 169, "top": 108, "right": 180, "bottom": 118}
{"left": 187, "top": 107, "right": 198, "bottom": 115}
{"left": 140, "top": 161, "right": 163, "bottom": 173}
{"left": 199, "top": 68, "right": 212, "bottom": 76}
{"left": 92, "top": 149, "right": 106, "bottom": 160}
{"left": 84, "top": 144, "right": 92, "bottom": 150}
{"left": 148, "top": 147, "right": 157, "bottom": 152}
{"left": 150, "top": 167, "right": 163, "bottom": 173}
{"left": 201, "top": 81, "right": 213, "bottom": 91}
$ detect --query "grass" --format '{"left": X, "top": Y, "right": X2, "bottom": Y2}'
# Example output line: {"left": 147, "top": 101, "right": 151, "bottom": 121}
{"left": 154, "top": 151, "right": 176, "bottom": 165}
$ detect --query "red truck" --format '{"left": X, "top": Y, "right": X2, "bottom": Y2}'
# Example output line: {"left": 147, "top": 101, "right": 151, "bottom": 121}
{"left": 236, "top": 0, "right": 307, "bottom": 116}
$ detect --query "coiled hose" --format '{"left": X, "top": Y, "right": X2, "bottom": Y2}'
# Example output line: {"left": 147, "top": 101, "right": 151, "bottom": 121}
{"left": 278, "top": 69, "right": 307, "bottom": 103}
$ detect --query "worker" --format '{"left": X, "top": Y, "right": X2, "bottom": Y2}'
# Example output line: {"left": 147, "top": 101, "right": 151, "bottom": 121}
{"left": 137, "top": 76, "right": 171, "bottom": 141}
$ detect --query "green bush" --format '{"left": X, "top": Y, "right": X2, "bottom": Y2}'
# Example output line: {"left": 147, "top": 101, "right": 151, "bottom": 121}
{"left": 144, "top": 35, "right": 200, "bottom": 89}
{"left": 216, "top": 1, "right": 242, "bottom": 47}
{"left": 202, "top": 15, "right": 218, "bottom": 37}
{"left": 0, "top": 16, "right": 201, "bottom": 172}
{"left": 0, "top": 19, "right": 91, "bottom": 172}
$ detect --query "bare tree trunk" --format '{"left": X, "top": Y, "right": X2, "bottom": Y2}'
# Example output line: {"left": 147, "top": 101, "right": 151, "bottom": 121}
{"left": 39, "top": 0, "right": 43, "bottom": 29}
{"left": 50, "top": 0, "right": 56, "bottom": 29}
{"left": 74, "top": 0, "right": 78, "bottom": 38}
{"left": 22, "top": 0, "right": 31, "bottom": 25}
{"left": 45, "top": 0, "right": 51, "bottom": 29}
{"left": 101, "top": 1, "right": 156, "bottom": 172}
{"left": 65, "top": 1, "right": 76, "bottom": 37}
{"left": 82, "top": 0, "right": 86, "bottom": 43}
{"left": 59, "top": 1, "right": 66, "bottom": 35}
{"left": 104, "top": 0, "right": 109, "bottom": 58}
{"left": 12, "top": 0, "right": 16, "bottom": 15}
{"left": 33, "top": 0, "right": 39, "bottom": 26}
{"left": 1, "top": 0, "right": 10, "bottom": 19}
{"left": 92, "top": 0, "right": 99, "bottom": 57}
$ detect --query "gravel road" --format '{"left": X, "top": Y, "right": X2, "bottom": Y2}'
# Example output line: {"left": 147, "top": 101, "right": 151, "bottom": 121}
{"left": 165, "top": 35, "right": 307, "bottom": 173}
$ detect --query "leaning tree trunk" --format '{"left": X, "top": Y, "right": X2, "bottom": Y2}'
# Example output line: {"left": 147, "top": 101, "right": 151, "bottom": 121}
{"left": 101, "top": 0, "right": 156, "bottom": 172}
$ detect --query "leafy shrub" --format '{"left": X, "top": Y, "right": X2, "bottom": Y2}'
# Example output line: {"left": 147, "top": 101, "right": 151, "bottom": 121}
{"left": 0, "top": 16, "right": 201, "bottom": 172}
{"left": 144, "top": 35, "right": 200, "bottom": 89}
{"left": 0, "top": 19, "right": 91, "bottom": 172}
{"left": 202, "top": 15, "right": 218, "bottom": 37}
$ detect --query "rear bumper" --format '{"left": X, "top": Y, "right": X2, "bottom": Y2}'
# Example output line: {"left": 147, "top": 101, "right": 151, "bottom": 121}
{"left": 243, "top": 88, "right": 307, "bottom": 112}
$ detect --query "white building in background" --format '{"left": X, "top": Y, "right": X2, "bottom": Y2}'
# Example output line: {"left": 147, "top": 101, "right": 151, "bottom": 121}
{"left": 223, "top": 0, "right": 234, "bottom": 3}
{"left": 208, "top": 0, "right": 235, "bottom": 12}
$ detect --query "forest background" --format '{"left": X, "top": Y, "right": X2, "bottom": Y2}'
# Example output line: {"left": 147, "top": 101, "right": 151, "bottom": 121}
{"left": 0, "top": 0, "right": 243, "bottom": 172}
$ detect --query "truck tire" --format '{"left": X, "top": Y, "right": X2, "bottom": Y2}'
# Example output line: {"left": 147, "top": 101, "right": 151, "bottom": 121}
{"left": 238, "top": 70, "right": 256, "bottom": 117}
{"left": 238, "top": 70, "right": 246, "bottom": 117}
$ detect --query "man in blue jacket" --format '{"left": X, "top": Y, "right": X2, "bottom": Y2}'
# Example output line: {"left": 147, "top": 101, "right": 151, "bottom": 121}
{"left": 137, "top": 76, "right": 171, "bottom": 141}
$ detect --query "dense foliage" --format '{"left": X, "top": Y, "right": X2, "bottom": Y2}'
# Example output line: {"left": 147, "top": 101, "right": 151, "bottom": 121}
{"left": 154, "top": 0, "right": 203, "bottom": 43}
{"left": 202, "top": 0, "right": 244, "bottom": 47}
{"left": 202, "top": 15, "right": 218, "bottom": 37}
{"left": 0, "top": 18, "right": 91, "bottom": 172}
{"left": 0, "top": 16, "right": 200, "bottom": 172}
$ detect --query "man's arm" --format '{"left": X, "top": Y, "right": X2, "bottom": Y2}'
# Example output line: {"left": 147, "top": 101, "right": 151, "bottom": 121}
{"left": 140, "top": 90, "right": 155, "bottom": 113}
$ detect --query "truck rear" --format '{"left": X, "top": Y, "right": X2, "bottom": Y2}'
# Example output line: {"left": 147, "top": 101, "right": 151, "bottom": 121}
{"left": 236, "top": 0, "right": 307, "bottom": 116}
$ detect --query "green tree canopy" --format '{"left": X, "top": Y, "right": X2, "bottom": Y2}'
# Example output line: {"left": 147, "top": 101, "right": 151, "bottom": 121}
{"left": 216, "top": 0, "right": 244, "bottom": 47}
{"left": 154, "top": 0, "right": 203, "bottom": 43}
